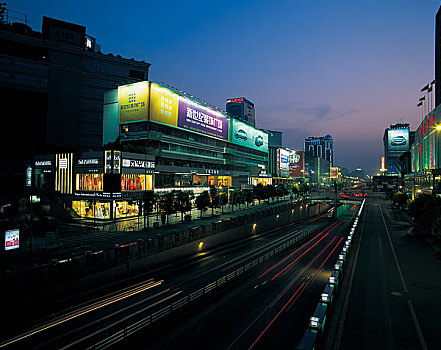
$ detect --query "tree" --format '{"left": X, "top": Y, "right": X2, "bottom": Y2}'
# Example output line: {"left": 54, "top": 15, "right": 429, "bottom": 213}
{"left": 142, "top": 191, "right": 156, "bottom": 228}
{"left": 266, "top": 184, "right": 276, "bottom": 203}
{"left": 230, "top": 189, "right": 245, "bottom": 210}
{"left": 175, "top": 190, "right": 193, "bottom": 221}
{"left": 275, "top": 185, "right": 286, "bottom": 201}
{"left": 209, "top": 186, "right": 220, "bottom": 215}
{"left": 408, "top": 194, "right": 441, "bottom": 234}
{"left": 219, "top": 193, "right": 228, "bottom": 213}
{"left": 253, "top": 184, "right": 265, "bottom": 205}
{"left": 195, "top": 191, "right": 210, "bottom": 217}
{"left": 392, "top": 192, "right": 409, "bottom": 209}
{"left": 291, "top": 185, "right": 299, "bottom": 198}
{"left": 158, "top": 192, "right": 176, "bottom": 224}
{"left": 244, "top": 190, "right": 254, "bottom": 207}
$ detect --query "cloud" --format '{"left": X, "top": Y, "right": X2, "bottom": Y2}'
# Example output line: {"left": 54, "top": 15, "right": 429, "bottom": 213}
{"left": 259, "top": 101, "right": 358, "bottom": 124}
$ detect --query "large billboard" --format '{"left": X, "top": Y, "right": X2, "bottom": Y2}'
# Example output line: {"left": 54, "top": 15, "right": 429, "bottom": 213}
{"left": 330, "top": 167, "right": 339, "bottom": 179}
{"left": 150, "top": 83, "right": 179, "bottom": 127}
{"left": 150, "top": 83, "right": 229, "bottom": 140}
{"left": 388, "top": 128, "right": 409, "bottom": 152}
{"left": 277, "top": 148, "right": 290, "bottom": 177}
{"left": 289, "top": 151, "right": 304, "bottom": 177}
{"left": 178, "top": 98, "right": 228, "bottom": 140}
{"left": 118, "top": 81, "right": 149, "bottom": 123}
{"left": 230, "top": 118, "right": 268, "bottom": 152}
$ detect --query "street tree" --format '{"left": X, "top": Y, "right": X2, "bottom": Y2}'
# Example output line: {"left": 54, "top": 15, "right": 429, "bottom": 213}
{"left": 209, "top": 186, "right": 220, "bottom": 215}
{"left": 219, "top": 193, "right": 228, "bottom": 213}
{"left": 195, "top": 191, "right": 210, "bottom": 218}
{"left": 175, "top": 190, "right": 193, "bottom": 221}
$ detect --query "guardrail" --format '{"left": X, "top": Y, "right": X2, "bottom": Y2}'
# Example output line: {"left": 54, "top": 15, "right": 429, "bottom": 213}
{"left": 85, "top": 221, "right": 331, "bottom": 349}
{"left": 297, "top": 199, "right": 365, "bottom": 350}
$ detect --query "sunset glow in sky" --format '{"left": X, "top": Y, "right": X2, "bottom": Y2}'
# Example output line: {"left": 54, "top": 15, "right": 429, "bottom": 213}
{"left": 13, "top": 0, "right": 441, "bottom": 173}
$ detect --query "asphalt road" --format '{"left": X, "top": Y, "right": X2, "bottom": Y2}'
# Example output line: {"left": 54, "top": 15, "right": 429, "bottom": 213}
{"left": 0, "top": 205, "right": 350, "bottom": 349}
{"left": 125, "top": 206, "right": 357, "bottom": 349}
{"left": 326, "top": 193, "right": 441, "bottom": 350}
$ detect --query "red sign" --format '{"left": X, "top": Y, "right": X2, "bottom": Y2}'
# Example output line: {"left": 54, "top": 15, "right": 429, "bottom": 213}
{"left": 289, "top": 151, "right": 304, "bottom": 177}
{"left": 227, "top": 98, "right": 244, "bottom": 103}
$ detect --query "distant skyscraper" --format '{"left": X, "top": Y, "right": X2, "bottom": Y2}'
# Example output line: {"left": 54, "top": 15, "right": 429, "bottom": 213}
{"left": 226, "top": 97, "right": 255, "bottom": 126}
{"left": 304, "top": 135, "right": 334, "bottom": 165}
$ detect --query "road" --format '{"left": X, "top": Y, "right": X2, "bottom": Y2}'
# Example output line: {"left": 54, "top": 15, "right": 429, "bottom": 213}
{"left": 122, "top": 204, "right": 357, "bottom": 349}
{"left": 0, "top": 205, "right": 355, "bottom": 349}
{"left": 326, "top": 193, "right": 441, "bottom": 350}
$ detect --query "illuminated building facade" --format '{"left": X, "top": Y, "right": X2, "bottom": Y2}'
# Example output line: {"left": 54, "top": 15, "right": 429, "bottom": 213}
{"left": 103, "top": 81, "right": 270, "bottom": 190}
{"left": 34, "top": 150, "right": 155, "bottom": 220}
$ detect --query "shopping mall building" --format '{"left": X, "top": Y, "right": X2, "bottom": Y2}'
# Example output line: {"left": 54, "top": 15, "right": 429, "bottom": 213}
{"left": 406, "top": 104, "right": 441, "bottom": 198}
{"left": 103, "top": 81, "right": 271, "bottom": 189}
{"left": 32, "top": 81, "right": 272, "bottom": 221}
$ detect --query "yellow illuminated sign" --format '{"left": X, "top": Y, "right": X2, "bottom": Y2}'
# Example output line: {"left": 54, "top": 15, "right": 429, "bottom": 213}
{"left": 118, "top": 81, "right": 149, "bottom": 122}
{"left": 149, "top": 83, "right": 179, "bottom": 127}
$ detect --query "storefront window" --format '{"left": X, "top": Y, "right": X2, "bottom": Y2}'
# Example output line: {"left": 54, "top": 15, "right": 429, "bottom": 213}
{"left": 208, "top": 176, "right": 232, "bottom": 187}
{"left": 114, "top": 201, "right": 139, "bottom": 218}
{"left": 72, "top": 200, "right": 110, "bottom": 219}
{"left": 121, "top": 174, "right": 153, "bottom": 191}
{"left": 192, "top": 174, "right": 208, "bottom": 186}
{"left": 76, "top": 174, "right": 103, "bottom": 191}
{"left": 252, "top": 177, "right": 272, "bottom": 186}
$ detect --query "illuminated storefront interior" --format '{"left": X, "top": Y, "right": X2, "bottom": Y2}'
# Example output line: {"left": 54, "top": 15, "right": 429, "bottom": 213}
{"left": 72, "top": 200, "right": 111, "bottom": 219}
{"left": 72, "top": 200, "right": 141, "bottom": 219}
{"left": 121, "top": 174, "right": 153, "bottom": 191}
{"left": 76, "top": 174, "right": 103, "bottom": 191}
{"left": 114, "top": 201, "right": 139, "bottom": 218}
{"left": 251, "top": 177, "right": 272, "bottom": 186}
{"left": 208, "top": 175, "right": 232, "bottom": 187}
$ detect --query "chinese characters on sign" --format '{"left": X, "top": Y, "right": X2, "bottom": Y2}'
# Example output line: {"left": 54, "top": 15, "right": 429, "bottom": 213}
{"left": 178, "top": 100, "right": 228, "bottom": 140}
{"left": 122, "top": 159, "right": 155, "bottom": 169}
{"left": 5, "top": 229, "right": 19, "bottom": 251}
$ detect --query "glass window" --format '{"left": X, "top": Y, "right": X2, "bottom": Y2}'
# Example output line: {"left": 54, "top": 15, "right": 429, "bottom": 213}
{"left": 72, "top": 200, "right": 110, "bottom": 219}
{"left": 76, "top": 174, "right": 104, "bottom": 191}
{"left": 114, "top": 201, "right": 139, "bottom": 218}
{"left": 121, "top": 174, "right": 153, "bottom": 191}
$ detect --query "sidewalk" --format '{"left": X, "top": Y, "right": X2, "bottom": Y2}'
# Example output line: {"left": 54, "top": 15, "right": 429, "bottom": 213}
{"left": 0, "top": 197, "right": 299, "bottom": 273}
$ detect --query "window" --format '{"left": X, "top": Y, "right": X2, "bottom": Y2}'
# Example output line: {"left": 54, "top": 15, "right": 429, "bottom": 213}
{"left": 121, "top": 174, "right": 153, "bottom": 191}
{"left": 76, "top": 174, "right": 103, "bottom": 191}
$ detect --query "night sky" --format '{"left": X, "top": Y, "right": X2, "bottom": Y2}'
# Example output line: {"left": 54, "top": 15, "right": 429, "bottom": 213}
{"left": 12, "top": 0, "right": 441, "bottom": 174}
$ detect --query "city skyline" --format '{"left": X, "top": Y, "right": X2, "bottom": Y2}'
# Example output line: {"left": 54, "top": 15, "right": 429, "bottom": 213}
{"left": 11, "top": 0, "right": 441, "bottom": 174}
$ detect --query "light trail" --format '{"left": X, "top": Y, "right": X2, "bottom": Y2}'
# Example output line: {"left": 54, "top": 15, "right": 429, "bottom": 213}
{"left": 271, "top": 222, "right": 342, "bottom": 280}
{"left": 61, "top": 291, "right": 182, "bottom": 349}
{"left": 247, "top": 282, "right": 306, "bottom": 350}
{"left": 269, "top": 236, "right": 337, "bottom": 309}
{"left": 258, "top": 221, "right": 340, "bottom": 279}
{"left": 0, "top": 280, "right": 163, "bottom": 348}
{"left": 248, "top": 236, "right": 344, "bottom": 349}
{"left": 286, "top": 236, "right": 344, "bottom": 311}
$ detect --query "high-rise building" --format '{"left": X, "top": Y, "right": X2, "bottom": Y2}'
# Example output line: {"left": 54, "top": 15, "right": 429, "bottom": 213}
{"left": 226, "top": 97, "right": 256, "bottom": 126}
{"left": 0, "top": 13, "right": 150, "bottom": 199}
{"left": 304, "top": 135, "right": 334, "bottom": 165}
